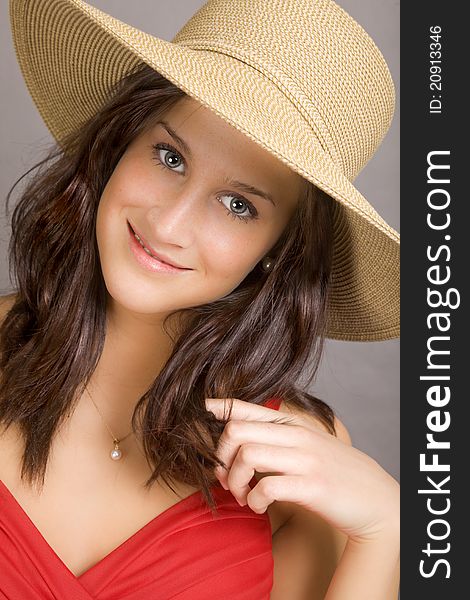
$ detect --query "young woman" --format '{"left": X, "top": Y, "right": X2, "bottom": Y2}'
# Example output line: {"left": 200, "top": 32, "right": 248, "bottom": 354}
{"left": 0, "top": 0, "right": 400, "bottom": 598}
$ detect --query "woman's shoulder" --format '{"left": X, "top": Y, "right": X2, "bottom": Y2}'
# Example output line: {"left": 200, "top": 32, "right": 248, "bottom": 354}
{"left": 0, "top": 293, "right": 23, "bottom": 474}
{"left": 0, "top": 292, "right": 17, "bottom": 319}
{"left": 0, "top": 292, "right": 18, "bottom": 360}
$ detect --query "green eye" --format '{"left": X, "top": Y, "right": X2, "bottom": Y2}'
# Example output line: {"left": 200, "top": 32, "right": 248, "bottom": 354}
{"left": 152, "top": 143, "right": 185, "bottom": 173}
{"left": 217, "top": 194, "right": 258, "bottom": 223}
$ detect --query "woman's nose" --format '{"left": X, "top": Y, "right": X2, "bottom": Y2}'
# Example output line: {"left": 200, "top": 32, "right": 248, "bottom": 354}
{"left": 149, "top": 186, "right": 204, "bottom": 244}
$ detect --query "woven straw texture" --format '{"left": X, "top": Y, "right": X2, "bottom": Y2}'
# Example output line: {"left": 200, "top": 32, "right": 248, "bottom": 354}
{"left": 9, "top": 0, "right": 400, "bottom": 341}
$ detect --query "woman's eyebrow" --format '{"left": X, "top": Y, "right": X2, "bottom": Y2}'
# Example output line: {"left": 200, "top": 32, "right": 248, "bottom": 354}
{"left": 222, "top": 177, "right": 275, "bottom": 206}
{"left": 156, "top": 120, "right": 275, "bottom": 207}
{"left": 157, "top": 120, "right": 193, "bottom": 159}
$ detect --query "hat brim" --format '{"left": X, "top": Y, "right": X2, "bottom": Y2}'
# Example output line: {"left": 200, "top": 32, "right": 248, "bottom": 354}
{"left": 10, "top": 0, "right": 399, "bottom": 341}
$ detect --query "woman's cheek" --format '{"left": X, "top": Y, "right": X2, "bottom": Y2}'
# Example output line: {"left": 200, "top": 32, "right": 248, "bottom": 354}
{"left": 207, "top": 242, "right": 264, "bottom": 291}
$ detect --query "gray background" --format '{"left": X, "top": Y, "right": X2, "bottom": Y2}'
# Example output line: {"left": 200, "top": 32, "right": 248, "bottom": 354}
{"left": 0, "top": 1, "right": 400, "bottom": 480}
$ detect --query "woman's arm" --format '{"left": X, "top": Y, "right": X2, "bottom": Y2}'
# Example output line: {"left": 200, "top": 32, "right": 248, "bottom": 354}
{"left": 270, "top": 506, "right": 399, "bottom": 600}
{"left": 270, "top": 505, "right": 348, "bottom": 599}
{"left": 270, "top": 411, "right": 399, "bottom": 599}
{"left": 278, "top": 404, "right": 400, "bottom": 599}
{"left": 324, "top": 527, "right": 400, "bottom": 600}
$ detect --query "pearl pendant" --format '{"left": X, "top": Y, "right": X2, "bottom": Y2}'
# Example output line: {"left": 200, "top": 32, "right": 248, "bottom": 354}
{"left": 110, "top": 442, "right": 122, "bottom": 460}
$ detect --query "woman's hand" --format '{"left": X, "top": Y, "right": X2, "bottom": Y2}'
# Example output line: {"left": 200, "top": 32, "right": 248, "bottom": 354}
{"left": 205, "top": 397, "right": 399, "bottom": 544}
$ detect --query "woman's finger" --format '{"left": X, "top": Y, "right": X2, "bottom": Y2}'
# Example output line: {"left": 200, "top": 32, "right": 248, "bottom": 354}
{"left": 245, "top": 474, "right": 318, "bottom": 514}
{"left": 213, "top": 419, "right": 311, "bottom": 484}
{"left": 226, "top": 442, "right": 310, "bottom": 505}
{"left": 205, "top": 397, "right": 301, "bottom": 425}
{"left": 205, "top": 397, "right": 327, "bottom": 436}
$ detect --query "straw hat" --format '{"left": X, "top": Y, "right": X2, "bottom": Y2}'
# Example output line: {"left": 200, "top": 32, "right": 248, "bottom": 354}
{"left": 9, "top": 0, "right": 399, "bottom": 342}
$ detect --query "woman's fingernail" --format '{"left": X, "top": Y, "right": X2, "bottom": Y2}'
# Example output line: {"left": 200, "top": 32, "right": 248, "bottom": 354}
{"left": 220, "top": 480, "right": 229, "bottom": 490}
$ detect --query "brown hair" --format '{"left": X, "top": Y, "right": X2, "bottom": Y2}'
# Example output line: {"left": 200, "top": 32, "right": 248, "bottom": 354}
{"left": 0, "top": 63, "right": 336, "bottom": 513}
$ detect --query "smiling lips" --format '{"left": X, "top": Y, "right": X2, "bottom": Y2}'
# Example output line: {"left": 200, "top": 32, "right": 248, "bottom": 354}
{"left": 127, "top": 221, "right": 190, "bottom": 270}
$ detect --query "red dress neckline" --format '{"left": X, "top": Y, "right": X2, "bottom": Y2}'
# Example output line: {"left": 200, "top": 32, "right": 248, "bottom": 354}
{"left": 0, "top": 477, "right": 214, "bottom": 579}
{"left": 0, "top": 397, "right": 281, "bottom": 598}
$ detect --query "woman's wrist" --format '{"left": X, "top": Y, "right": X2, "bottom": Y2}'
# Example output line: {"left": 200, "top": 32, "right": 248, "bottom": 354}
{"left": 349, "top": 515, "right": 400, "bottom": 547}
{"left": 349, "top": 477, "right": 400, "bottom": 545}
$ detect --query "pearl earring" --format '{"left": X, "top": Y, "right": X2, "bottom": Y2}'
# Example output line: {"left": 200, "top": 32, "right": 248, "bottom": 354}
{"left": 261, "top": 256, "right": 274, "bottom": 272}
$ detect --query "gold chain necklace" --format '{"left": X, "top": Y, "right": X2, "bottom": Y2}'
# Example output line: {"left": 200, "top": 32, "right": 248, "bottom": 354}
{"left": 84, "top": 386, "right": 134, "bottom": 461}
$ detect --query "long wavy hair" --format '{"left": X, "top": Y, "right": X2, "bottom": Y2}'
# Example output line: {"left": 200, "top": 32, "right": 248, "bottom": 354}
{"left": 0, "top": 63, "right": 336, "bottom": 513}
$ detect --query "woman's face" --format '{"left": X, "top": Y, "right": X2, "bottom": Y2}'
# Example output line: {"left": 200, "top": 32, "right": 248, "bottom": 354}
{"left": 96, "top": 96, "right": 303, "bottom": 320}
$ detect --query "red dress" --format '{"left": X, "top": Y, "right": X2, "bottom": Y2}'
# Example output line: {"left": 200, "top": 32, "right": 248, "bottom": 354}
{"left": 0, "top": 397, "right": 282, "bottom": 599}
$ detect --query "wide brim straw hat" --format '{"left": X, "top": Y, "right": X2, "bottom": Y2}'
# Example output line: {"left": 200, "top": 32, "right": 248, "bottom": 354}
{"left": 9, "top": 0, "right": 399, "bottom": 342}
